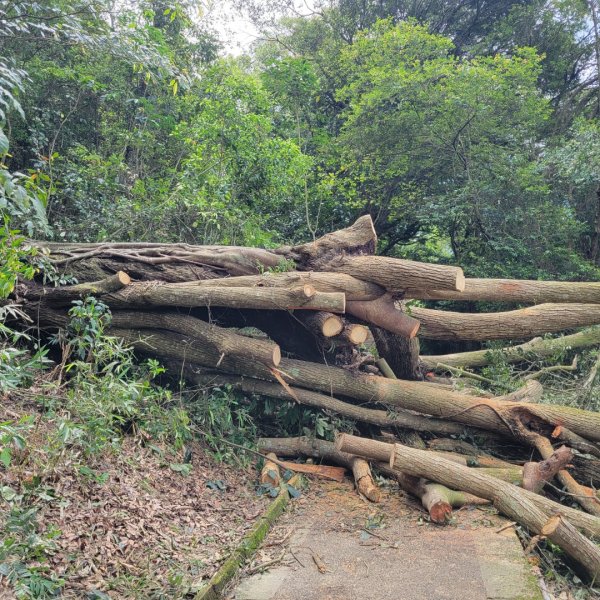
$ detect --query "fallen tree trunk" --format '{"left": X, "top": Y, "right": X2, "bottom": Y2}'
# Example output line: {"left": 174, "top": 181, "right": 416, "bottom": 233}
{"left": 405, "top": 278, "right": 600, "bottom": 304}
{"left": 189, "top": 272, "right": 385, "bottom": 301}
{"left": 336, "top": 434, "right": 600, "bottom": 581}
{"left": 266, "top": 357, "right": 600, "bottom": 443}
{"left": 111, "top": 311, "right": 281, "bottom": 368}
{"left": 113, "top": 328, "right": 277, "bottom": 380}
{"left": 35, "top": 242, "right": 286, "bottom": 281}
{"left": 296, "top": 311, "right": 344, "bottom": 338}
{"left": 30, "top": 308, "right": 600, "bottom": 444}
{"left": 329, "top": 255, "right": 465, "bottom": 293}
{"left": 190, "top": 374, "right": 469, "bottom": 436}
{"left": 421, "top": 327, "right": 600, "bottom": 369}
{"left": 37, "top": 216, "right": 380, "bottom": 282}
{"left": 375, "top": 464, "right": 489, "bottom": 523}
{"left": 411, "top": 304, "right": 600, "bottom": 341}
{"left": 257, "top": 437, "right": 380, "bottom": 502}
{"left": 105, "top": 282, "right": 347, "bottom": 313}
{"left": 28, "top": 307, "right": 282, "bottom": 369}
{"left": 346, "top": 294, "right": 420, "bottom": 338}
{"left": 21, "top": 271, "right": 131, "bottom": 303}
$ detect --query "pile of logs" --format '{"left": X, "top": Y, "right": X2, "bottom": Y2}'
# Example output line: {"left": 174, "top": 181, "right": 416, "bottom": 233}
{"left": 15, "top": 216, "right": 600, "bottom": 581}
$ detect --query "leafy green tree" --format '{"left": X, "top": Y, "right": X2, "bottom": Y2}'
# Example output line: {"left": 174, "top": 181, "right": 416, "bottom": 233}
{"left": 171, "top": 60, "right": 312, "bottom": 245}
{"left": 545, "top": 118, "right": 600, "bottom": 264}
{"left": 330, "top": 20, "right": 593, "bottom": 277}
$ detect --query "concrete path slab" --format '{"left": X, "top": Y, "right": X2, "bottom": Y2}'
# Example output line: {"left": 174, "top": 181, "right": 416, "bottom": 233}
{"left": 228, "top": 480, "right": 542, "bottom": 600}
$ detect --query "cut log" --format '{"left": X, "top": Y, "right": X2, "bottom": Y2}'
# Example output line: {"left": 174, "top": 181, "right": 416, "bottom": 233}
{"left": 351, "top": 458, "right": 382, "bottom": 502}
{"left": 328, "top": 255, "right": 465, "bottom": 292}
{"left": 522, "top": 445, "right": 573, "bottom": 494}
{"left": 21, "top": 271, "right": 131, "bottom": 303}
{"left": 336, "top": 434, "right": 600, "bottom": 581}
{"left": 375, "top": 465, "right": 489, "bottom": 523}
{"left": 260, "top": 453, "right": 281, "bottom": 486}
{"left": 113, "top": 328, "right": 278, "bottom": 379}
{"left": 276, "top": 461, "right": 346, "bottom": 481}
{"left": 297, "top": 311, "right": 344, "bottom": 338}
{"left": 335, "top": 436, "right": 600, "bottom": 537}
{"left": 404, "top": 278, "right": 600, "bottom": 304}
{"left": 257, "top": 437, "right": 380, "bottom": 502}
{"left": 412, "top": 304, "right": 600, "bottom": 341}
{"left": 188, "top": 272, "right": 384, "bottom": 301}
{"left": 329, "top": 323, "right": 369, "bottom": 346}
{"left": 103, "top": 282, "right": 346, "bottom": 313}
{"left": 421, "top": 327, "right": 600, "bottom": 370}
{"left": 347, "top": 294, "right": 420, "bottom": 338}
{"left": 111, "top": 311, "right": 281, "bottom": 368}
{"left": 28, "top": 307, "right": 282, "bottom": 369}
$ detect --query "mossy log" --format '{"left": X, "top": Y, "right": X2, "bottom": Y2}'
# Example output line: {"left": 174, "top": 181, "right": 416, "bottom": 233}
{"left": 194, "top": 475, "right": 300, "bottom": 600}
{"left": 421, "top": 327, "right": 600, "bottom": 370}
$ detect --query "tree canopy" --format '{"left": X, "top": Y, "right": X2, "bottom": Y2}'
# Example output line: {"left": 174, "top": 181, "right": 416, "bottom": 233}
{"left": 0, "top": 0, "right": 599, "bottom": 280}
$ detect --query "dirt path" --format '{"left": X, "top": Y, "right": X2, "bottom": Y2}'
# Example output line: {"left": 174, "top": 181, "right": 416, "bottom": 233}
{"left": 228, "top": 479, "right": 542, "bottom": 600}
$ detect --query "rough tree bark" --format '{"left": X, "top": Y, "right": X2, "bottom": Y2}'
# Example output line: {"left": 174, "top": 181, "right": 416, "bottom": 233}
{"left": 329, "top": 255, "right": 465, "bottom": 292}
{"left": 405, "top": 279, "right": 600, "bottom": 304}
{"left": 411, "top": 304, "right": 600, "bottom": 341}
{"left": 371, "top": 326, "right": 422, "bottom": 380}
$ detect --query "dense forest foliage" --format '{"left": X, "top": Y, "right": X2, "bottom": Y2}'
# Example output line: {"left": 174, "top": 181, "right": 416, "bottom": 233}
{"left": 1, "top": 0, "right": 599, "bottom": 282}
